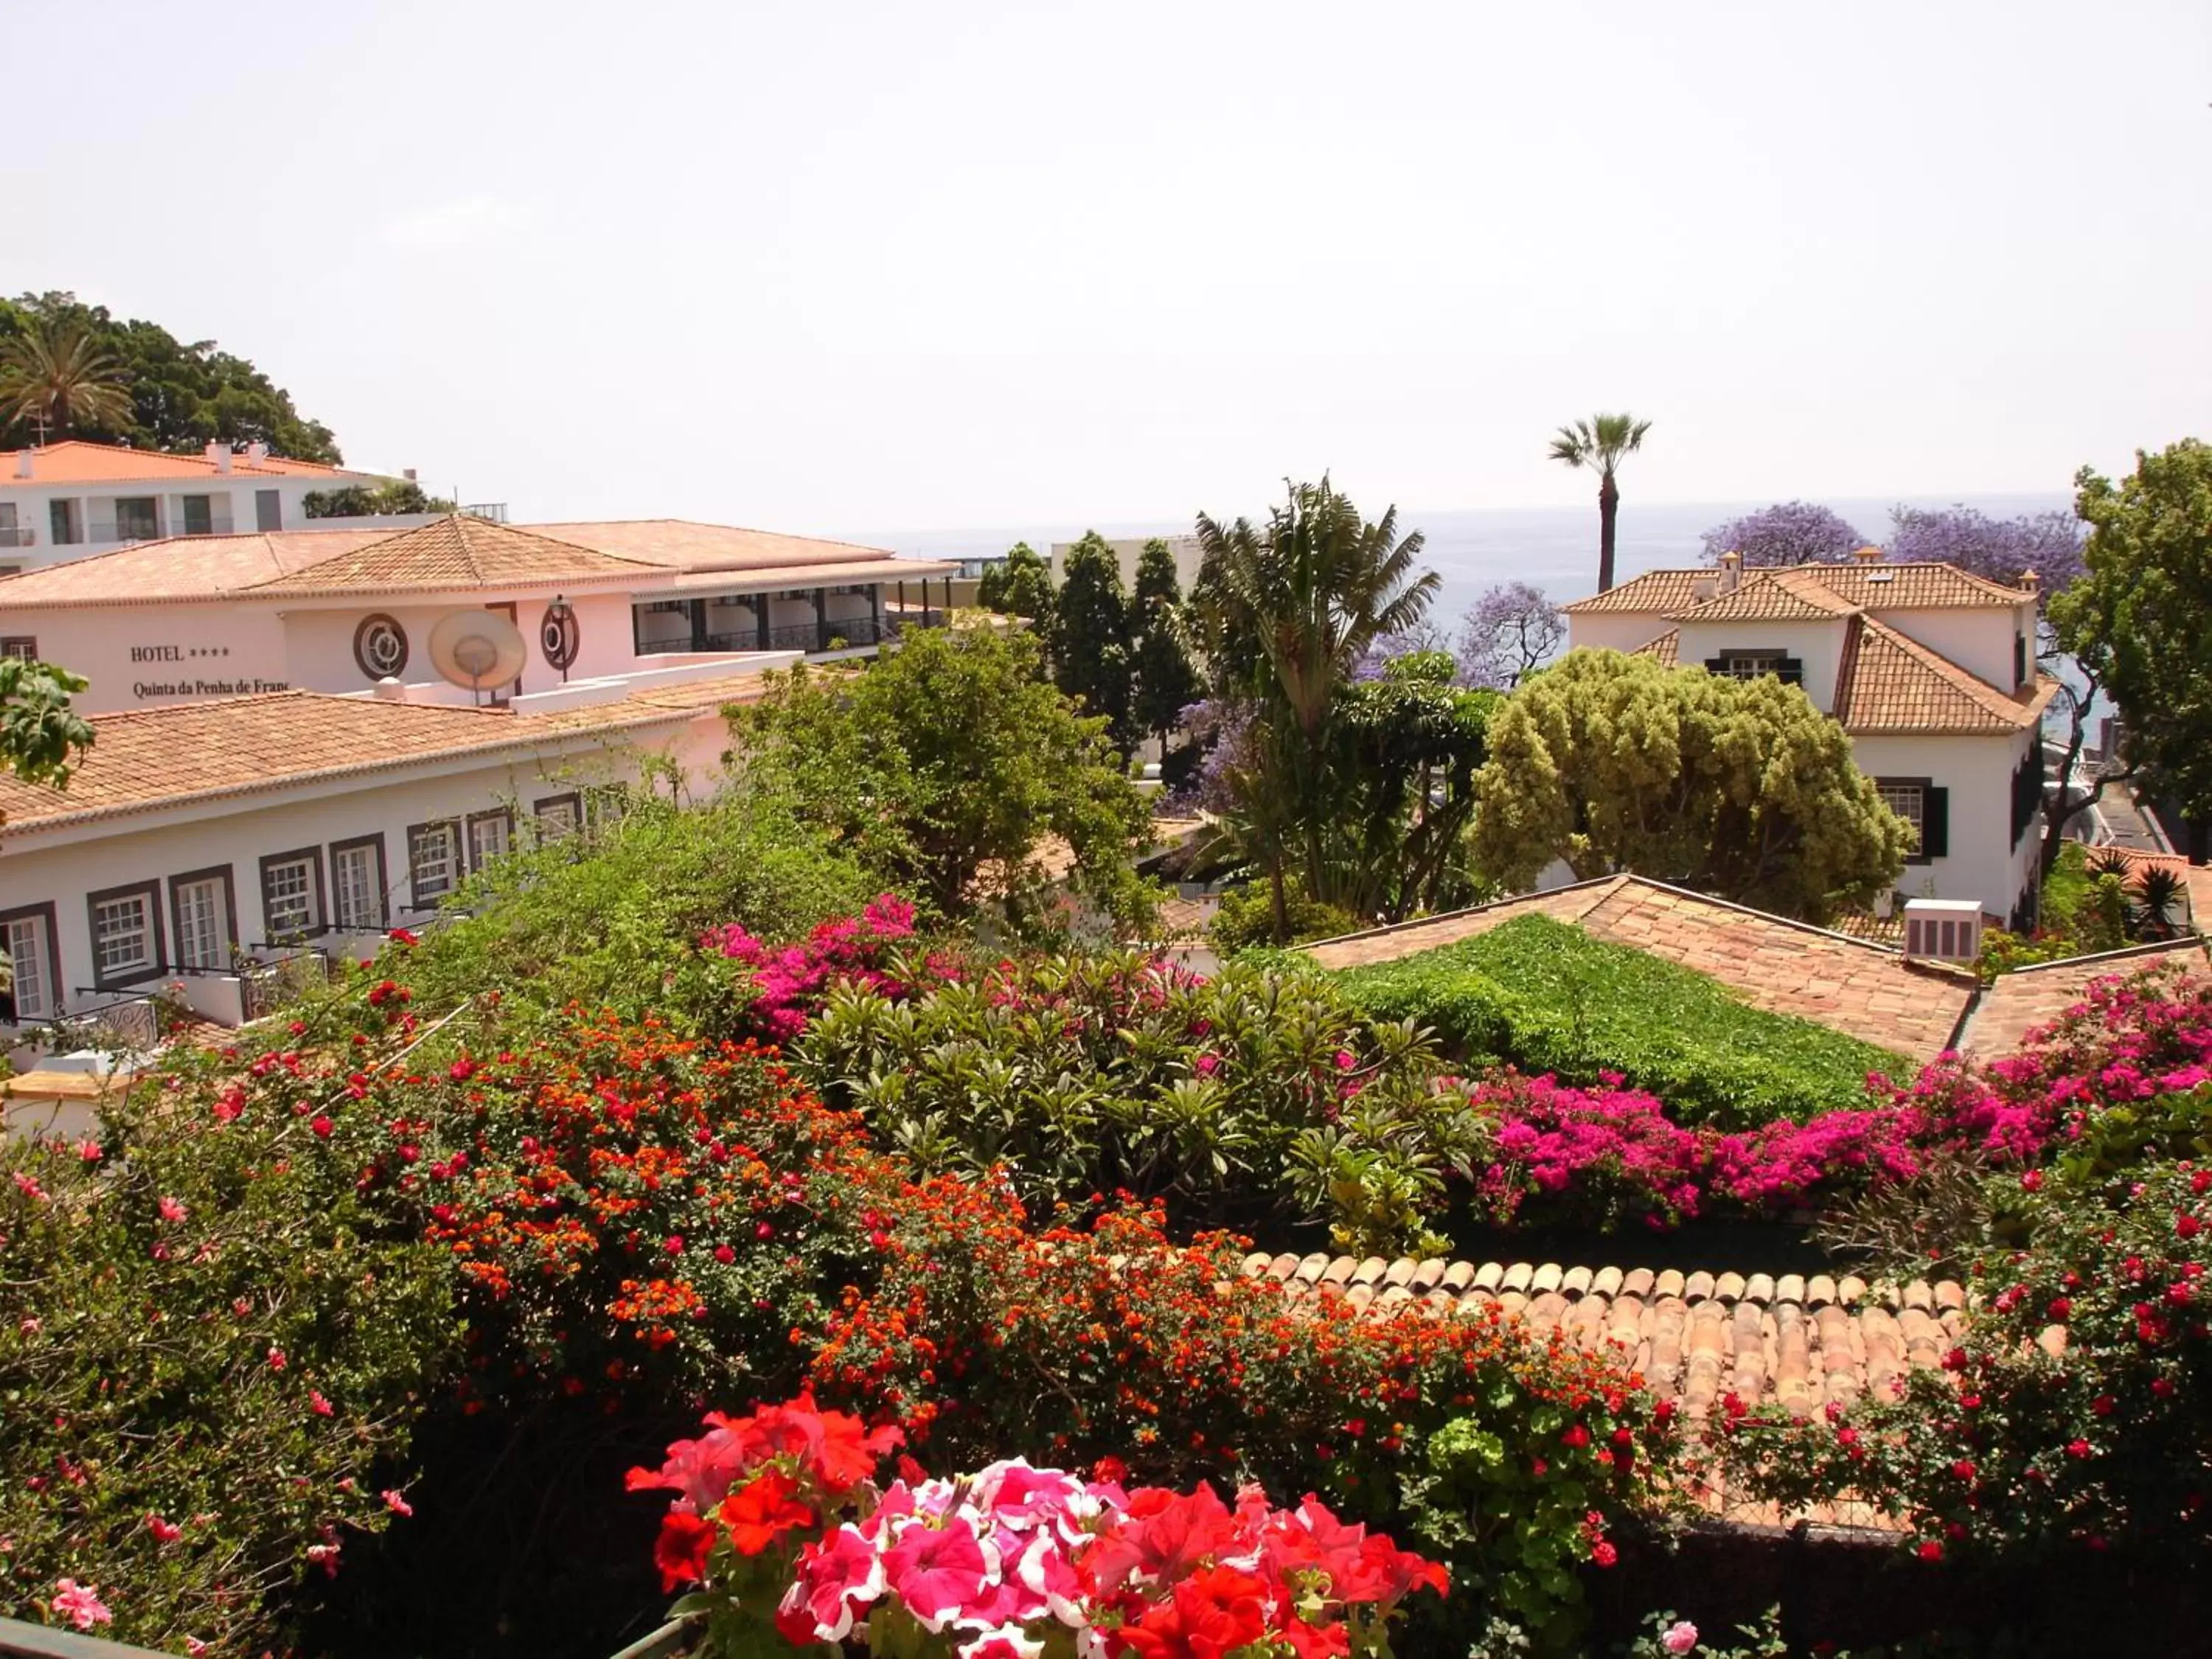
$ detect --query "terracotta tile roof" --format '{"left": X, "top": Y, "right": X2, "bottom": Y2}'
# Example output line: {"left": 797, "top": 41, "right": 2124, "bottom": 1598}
{"left": 0, "top": 529, "right": 391, "bottom": 608}
{"left": 627, "top": 558, "right": 961, "bottom": 596}
{"left": 246, "top": 515, "right": 653, "bottom": 597}
{"left": 0, "top": 686, "right": 720, "bottom": 836}
{"left": 1632, "top": 629, "right": 1679, "bottom": 665}
{"left": 1961, "top": 939, "right": 2210, "bottom": 1057}
{"left": 1794, "top": 563, "right": 2036, "bottom": 609}
{"left": 1833, "top": 616, "right": 2057, "bottom": 734}
{"left": 1304, "top": 874, "right": 1976, "bottom": 1061}
{"left": 1240, "top": 1252, "right": 1984, "bottom": 1421}
{"left": 1565, "top": 562, "right": 2036, "bottom": 619}
{"left": 1558, "top": 569, "right": 1711, "bottom": 615}
{"left": 1, "top": 439, "right": 372, "bottom": 486}
{"left": 524, "top": 519, "right": 902, "bottom": 573}
{"left": 1671, "top": 569, "right": 1860, "bottom": 622}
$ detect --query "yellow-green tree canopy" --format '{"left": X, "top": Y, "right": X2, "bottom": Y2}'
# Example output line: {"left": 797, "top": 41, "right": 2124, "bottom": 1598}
{"left": 1471, "top": 648, "right": 1910, "bottom": 921}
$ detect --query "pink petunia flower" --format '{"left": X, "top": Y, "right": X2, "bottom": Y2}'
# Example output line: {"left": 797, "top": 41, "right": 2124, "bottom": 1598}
{"left": 383, "top": 1489, "right": 414, "bottom": 1517}
{"left": 776, "top": 1525, "right": 887, "bottom": 1644}
{"left": 883, "top": 1515, "right": 995, "bottom": 1632}
{"left": 159, "top": 1196, "right": 188, "bottom": 1222}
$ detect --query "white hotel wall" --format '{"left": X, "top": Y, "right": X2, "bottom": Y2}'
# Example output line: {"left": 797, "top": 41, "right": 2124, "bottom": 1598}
{"left": 1852, "top": 728, "right": 2039, "bottom": 925}
{"left": 1672, "top": 619, "right": 1851, "bottom": 713}
{"left": 0, "top": 717, "right": 731, "bottom": 1029}
{"left": 279, "top": 593, "right": 639, "bottom": 697}
{"left": 1565, "top": 614, "right": 1670, "bottom": 654}
{"left": 1866, "top": 603, "right": 2034, "bottom": 694}
{"left": 0, "top": 606, "right": 292, "bottom": 714}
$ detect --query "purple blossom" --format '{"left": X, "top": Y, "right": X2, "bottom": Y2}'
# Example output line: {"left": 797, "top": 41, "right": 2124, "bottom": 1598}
{"left": 1885, "top": 504, "right": 2085, "bottom": 596}
{"left": 1700, "top": 501, "right": 1868, "bottom": 568}
{"left": 1453, "top": 582, "right": 1565, "bottom": 689}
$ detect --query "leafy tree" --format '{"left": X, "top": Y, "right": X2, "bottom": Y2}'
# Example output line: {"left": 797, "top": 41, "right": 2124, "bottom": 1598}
{"left": 1130, "top": 538, "right": 1201, "bottom": 755}
{"left": 1454, "top": 581, "right": 1565, "bottom": 689}
{"left": 729, "top": 624, "right": 1156, "bottom": 930}
{"left": 304, "top": 481, "right": 456, "bottom": 518}
{"left": 1328, "top": 651, "right": 1498, "bottom": 920}
{"left": 1700, "top": 501, "right": 1868, "bottom": 567}
{"left": 1051, "top": 531, "right": 1136, "bottom": 747}
{"left": 2052, "top": 439, "right": 2212, "bottom": 823}
{"left": 1471, "top": 648, "right": 1911, "bottom": 921}
{"left": 0, "top": 321, "right": 133, "bottom": 440}
{"left": 1548, "top": 412, "right": 1652, "bottom": 593}
{"left": 1888, "top": 503, "right": 2084, "bottom": 591}
{"left": 974, "top": 540, "right": 1056, "bottom": 639}
{"left": 0, "top": 655, "right": 93, "bottom": 801}
{"left": 0, "top": 291, "right": 340, "bottom": 460}
{"left": 1194, "top": 478, "right": 1439, "bottom": 937}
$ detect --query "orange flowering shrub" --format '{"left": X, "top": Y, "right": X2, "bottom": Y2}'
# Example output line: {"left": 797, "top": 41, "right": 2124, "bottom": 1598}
{"left": 812, "top": 1193, "right": 1674, "bottom": 1644}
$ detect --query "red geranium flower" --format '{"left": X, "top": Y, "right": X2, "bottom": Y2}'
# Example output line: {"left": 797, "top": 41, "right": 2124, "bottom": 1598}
{"left": 718, "top": 1470, "right": 815, "bottom": 1556}
{"left": 654, "top": 1510, "right": 717, "bottom": 1590}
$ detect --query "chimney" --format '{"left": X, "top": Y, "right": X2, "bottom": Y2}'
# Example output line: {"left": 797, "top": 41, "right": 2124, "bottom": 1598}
{"left": 2020, "top": 568, "right": 2039, "bottom": 595}
{"left": 403, "top": 467, "right": 418, "bottom": 482}
{"left": 1851, "top": 544, "right": 1883, "bottom": 563}
{"left": 206, "top": 441, "right": 232, "bottom": 473}
{"left": 12, "top": 451, "right": 30, "bottom": 481}
{"left": 1719, "top": 550, "right": 1742, "bottom": 594}
{"left": 245, "top": 441, "right": 269, "bottom": 465}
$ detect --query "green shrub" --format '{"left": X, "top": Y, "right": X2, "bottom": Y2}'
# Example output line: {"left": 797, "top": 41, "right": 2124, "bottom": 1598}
{"left": 1332, "top": 914, "right": 1907, "bottom": 1127}
{"left": 393, "top": 787, "right": 872, "bottom": 1031}
{"left": 1207, "top": 874, "right": 1367, "bottom": 952}
{"left": 796, "top": 950, "right": 1467, "bottom": 1251}
{"left": 1, "top": 1083, "right": 457, "bottom": 1652}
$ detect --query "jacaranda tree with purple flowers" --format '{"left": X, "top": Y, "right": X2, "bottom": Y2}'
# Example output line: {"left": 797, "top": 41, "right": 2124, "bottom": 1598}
{"left": 1886, "top": 504, "right": 2086, "bottom": 595}
{"left": 1454, "top": 582, "right": 1566, "bottom": 689}
{"left": 1699, "top": 501, "right": 1868, "bottom": 568}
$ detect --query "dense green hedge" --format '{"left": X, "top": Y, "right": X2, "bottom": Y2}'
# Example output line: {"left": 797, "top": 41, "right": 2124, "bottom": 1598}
{"left": 1329, "top": 914, "right": 1907, "bottom": 1127}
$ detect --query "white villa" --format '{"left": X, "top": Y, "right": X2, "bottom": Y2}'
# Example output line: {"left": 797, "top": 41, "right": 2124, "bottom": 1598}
{"left": 0, "top": 513, "right": 955, "bottom": 1062}
{"left": 1562, "top": 550, "right": 2057, "bottom": 928}
{"left": 0, "top": 439, "right": 412, "bottom": 572}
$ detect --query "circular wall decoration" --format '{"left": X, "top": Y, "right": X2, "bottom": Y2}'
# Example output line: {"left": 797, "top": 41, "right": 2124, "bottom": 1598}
{"left": 352, "top": 613, "right": 410, "bottom": 679}
{"left": 540, "top": 601, "right": 581, "bottom": 674}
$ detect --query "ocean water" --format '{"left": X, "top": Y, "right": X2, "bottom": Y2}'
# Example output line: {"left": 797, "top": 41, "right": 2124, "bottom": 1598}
{"left": 855, "top": 491, "right": 2070, "bottom": 622}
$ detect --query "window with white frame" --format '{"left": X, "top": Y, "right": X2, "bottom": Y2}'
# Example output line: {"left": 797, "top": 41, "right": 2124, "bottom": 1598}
{"left": 331, "top": 838, "right": 386, "bottom": 931}
{"left": 1877, "top": 781, "right": 1925, "bottom": 853}
{"left": 1, "top": 637, "right": 36, "bottom": 661}
{"left": 4, "top": 909, "right": 56, "bottom": 1021}
{"left": 534, "top": 794, "right": 580, "bottom": 841}
{"left": 467, "top": 810, "right": 512, "bottom": 872}
{"left": 260, "top": 852, "right": 321, "bottom": 940}
{"left": 408, "top": 822, "right": 462, "bottom": 909}
{"left": 90, "top": 888, "right": 159, "bottom": 983}
{"left": 171, "top": 873, "right": 232, "bottom": 969}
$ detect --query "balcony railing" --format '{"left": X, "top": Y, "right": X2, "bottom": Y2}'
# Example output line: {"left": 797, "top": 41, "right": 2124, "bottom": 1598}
{"left": 86, "top": 521, "right": 162, "bottom": 546}
{"left": 174, "top": 515, "right": 237, "bottom": 538}
{"left": 2, "top": 1613, "right": 183, "bottom": 1658}
{"left": 0, "top": 525, "right": 34, "bottom": 548}
{"left": 635, "top": 608, "right": 945, "bottom": 659}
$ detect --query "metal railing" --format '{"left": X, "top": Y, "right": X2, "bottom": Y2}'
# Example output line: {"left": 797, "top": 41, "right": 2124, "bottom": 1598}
{"left": 240, "top": 949, "right": 336, "bottom": 1023}
{"left": 86, "top": 521, "right": 161, "bottom": 546}
{"left": 0, "top": 525, "right": 34, "bottom": 548}
{"left": 1, "top": 1613, "right": 181, "bottom": 1659}
{"left": 173, "top": 515, "right": 236, "bottom": 538}
{"left": 462, "top": 501, "right": 509, "bottom": 522}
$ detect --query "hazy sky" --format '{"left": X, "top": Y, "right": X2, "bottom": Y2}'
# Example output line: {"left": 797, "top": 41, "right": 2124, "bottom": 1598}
{"left": 13, "top": 1, "right": 2209, "bottom": 535}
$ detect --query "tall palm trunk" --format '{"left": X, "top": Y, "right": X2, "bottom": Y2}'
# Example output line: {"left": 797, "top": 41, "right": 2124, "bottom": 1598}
{"left": 1597, "top": 473, "right": 1620, "bottom": 592}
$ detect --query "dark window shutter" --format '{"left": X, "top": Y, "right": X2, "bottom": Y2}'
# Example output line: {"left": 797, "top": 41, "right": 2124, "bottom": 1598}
{"left": 1703, "top": 657, "right": 1727, "bottom": 674}
{"left": 1922, "top": 787, "right": 1950, "bottom": 858}
{"left": 2014, "top": 633, "right": 2028, "bottom": 687}
{"left": 1778, "top": 656, "right": 1804, "bottom": 686}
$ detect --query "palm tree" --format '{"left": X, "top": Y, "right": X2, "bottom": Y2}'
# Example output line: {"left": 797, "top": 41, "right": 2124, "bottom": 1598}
{"left": 1548, "top": 413, "right": 1652, "bottom": 593}
{"left": 0, "top": 324, "right": 133, "bottom": 442}
{"left": 1194, "top": 477, "right": 1439, "bottom": 936}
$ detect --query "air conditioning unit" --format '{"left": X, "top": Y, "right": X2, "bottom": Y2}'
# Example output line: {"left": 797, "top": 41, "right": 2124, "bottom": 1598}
{"left": 1902, "top": 898, "right": 1983, "bottom": 964}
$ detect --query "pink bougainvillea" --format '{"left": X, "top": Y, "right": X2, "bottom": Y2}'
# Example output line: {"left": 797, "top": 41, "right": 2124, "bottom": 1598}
{"left": 702, "top": 894, "right": 947, "bottom": 1043}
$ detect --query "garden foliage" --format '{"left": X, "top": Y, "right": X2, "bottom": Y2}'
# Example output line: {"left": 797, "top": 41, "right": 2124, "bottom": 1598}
{"left": 1332, "top": 915, "right": 1907, "bottom": 1128}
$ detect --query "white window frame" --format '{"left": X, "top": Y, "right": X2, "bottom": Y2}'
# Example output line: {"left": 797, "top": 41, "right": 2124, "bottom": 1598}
{"left": 466, "top": 809, "right": 512, "bottom": 872}
{"left": 88, "top": 883, "right": 161, "bottom": 987}
{"left": 3, "top": 907, "right": 58, "bottom": 1023}
{"left": 1877, "top": 780, "right": 1927, "bottom": 856}
{"left": 330, "top": 837, "right": 388, "bottom": 932}
{"left": 169, "top": 870, "right": 234, "bottom": 970}
{"left": 408, "top": 821, "right": 462, "bottom": 911}
{"left": 259, "top": 849, "right": 323, "bottom": 942}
